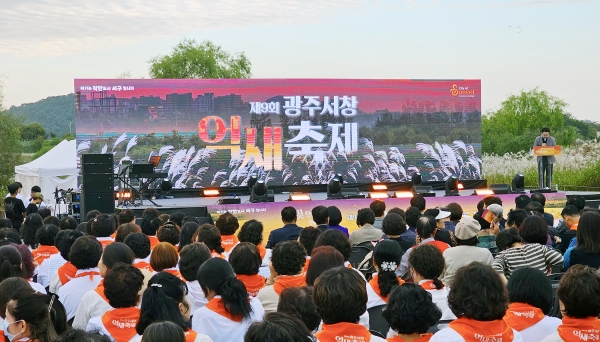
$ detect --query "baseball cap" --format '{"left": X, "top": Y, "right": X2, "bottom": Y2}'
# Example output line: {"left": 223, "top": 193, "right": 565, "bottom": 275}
{"left": 455, "top": 216, "right": 481, "bottom": 240}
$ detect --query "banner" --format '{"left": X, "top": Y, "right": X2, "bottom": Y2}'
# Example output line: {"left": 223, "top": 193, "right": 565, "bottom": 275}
{"left": 74, "top": 79, "right": 482, "bottom": 189}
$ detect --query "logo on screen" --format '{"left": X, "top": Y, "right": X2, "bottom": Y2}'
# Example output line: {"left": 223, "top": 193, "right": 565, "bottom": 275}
{"left": 450, "top": 84, "right": 476, "bottom": 98}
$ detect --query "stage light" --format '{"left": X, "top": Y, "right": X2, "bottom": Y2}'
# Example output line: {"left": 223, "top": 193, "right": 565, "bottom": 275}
{"left": 458, "top": 183, "right": 464, "bottom": 190}
{"left": 327, "top": 177, "right": 343, "bottom": 199}
{"left": 250, "top": 180, "right": 274, "bottom": 203}
{"left": 254, "top": 180, "right": 266, "bottom": 196}
{"left": 445, "top": 176, "right": 459, "bottom": 196}
{"left": 289, "top": 193, "right": 312, "bottom": 201}
{"left": 202, "top": 189, "right": 220, "bottom": 197}
{"left": 473, "top": 189, "right": 495, "bottom": 196}
{"left": 368, "top": 192, "right": 390, "bottom": 199}
{"left": 336, "top": 173, "right": 344, "bottom": 185}
{"left": 161, "top": 179, "right": 173, "bottom": 192}
{"left": 412, "top": 172, "right": 422, "bottom": 186}
{"left": 512, "top": 173, "right": 525, "bottom": 193}
{"left": 393, "top": 191, "right": 414, "bottom": 198}
{"left": 247, "top": 174, "right": 258, "bottom": 192}
{"left": 372, "top": 184, "right": 388, "bottom": 191}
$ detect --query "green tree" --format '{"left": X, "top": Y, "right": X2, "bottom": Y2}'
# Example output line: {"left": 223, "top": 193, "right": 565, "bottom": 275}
{"left": 149, "top": 39, "right": 252, "bottom": 79}
{"left": 0, "top": 81, "right": 23, "bottom": 193}
{"left": 20, "top": 122, "right": 47, "bottom": 141}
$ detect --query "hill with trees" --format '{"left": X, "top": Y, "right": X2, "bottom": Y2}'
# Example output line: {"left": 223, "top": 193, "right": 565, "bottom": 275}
{"left": 7, "top": 94, "right": 75, "bottom": 137}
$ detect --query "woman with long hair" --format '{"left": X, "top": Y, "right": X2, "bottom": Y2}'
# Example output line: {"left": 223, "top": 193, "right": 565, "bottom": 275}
{"left": 178, "top": 222, "right": 200, "bottom": 253}
{"left": 20, "top": 213, "right": 43, "bottom": 249}
{"left": 566, "top": 211, "right": 600, "bottom": 269}
{"left": 5, "top": 289, "right": 59, "bottom": 342}
{"left": 370, "top": 240, "right": 404, "bottom": 302}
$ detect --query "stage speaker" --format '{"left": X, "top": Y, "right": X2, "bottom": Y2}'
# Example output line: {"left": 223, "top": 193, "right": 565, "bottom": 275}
{"left": 81, "top": 193, "right": 115, "bottom": 216}
{"left": 81, "top": 154, "right": 115, "bottom": 217}
{"left": 411, "top": 185, "right": 436, "bottom": 197}
{"left": 490, "top": 184, "right": 512, "bottom": 195}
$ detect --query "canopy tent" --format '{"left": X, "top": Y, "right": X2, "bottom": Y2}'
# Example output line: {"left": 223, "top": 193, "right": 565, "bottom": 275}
{"left": 14, "top": 140, "right": 78, "bottom": 204}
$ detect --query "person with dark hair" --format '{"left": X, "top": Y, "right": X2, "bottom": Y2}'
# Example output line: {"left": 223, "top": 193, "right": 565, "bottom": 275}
{"left": 483, "top": 195, "right": 503, "bottom": 208}
{"left": 564, "top": 211, "right": 600, "bottom": 269}
{"left": 506, "top": 209, "right": 531, "bottom": 229}
{"left": 20, "top": 213, "right": 43, "bottom": 249}
{"left": 312, "top": 205, "right": 330, "bottom": 232}
{"left": 179, "top": 221, "right": 200, "bottom": 253}
{"left": 140, "top": 210, "right": 162, "bottom": 250}
{"left": 533, "top": 128, "right": 556, "bottom": 189}
{"left": 398, "top": 215, "right": 450, "bottom": 277}
{"left": 193, "top": 258, "right": 264, "bottom": 341}
{"left": 43, "top": 215, "right": 61, "bottom": 227}
{"left": 150, "top": 242, "right": 183, "bottom": 279}
{"left": 504, "top": 268, "right": 560, "bottom": 341}
{"left": 474, "top": 203, "right": 503, "bottom": 251}
{"left": 179, "top": 243, "right": 211, "bottom": 312}
{"left": 404, "top": 206, "right": 421, "bottom": 241}
{"left": 59, "top": 217, "right": 78, "bottom": 231}
{"left": 55, "top": 330, "right": 112, "bottom": 342}
{"left": 157, "top": 213, "right": 170, "bottom": 225}
{"left": 183, "top": 216, "right": 200, "bottom": 225}
{"left": 230, "top": 242, "right": 265, "bottom": 297}
{"left": 530, "top": 192, "right": 555, "bottom": 226}
{"left": 4, "top": 183, "right": 26, "bottom": 229}
{"left": 58, "top": 236, "right": 103, "bottom": 320}
{"left": 168, "top": 211, "right": 185, "bottom": 229}
{"left": 4, "top": 182, "right": 24, "bottom": 205}
{"left": 422, "top": 208, "right": 456, "bottom": 246}
{"left": 313, "top": 267, "right": 386, "bottom": 342}
{"left": 47, "top": 229, "right": 84, "bottom": 293}
{"left": 566, "top": 195, "right": 586, "bottom": 212}
{"left": 409, "top": 244, "right": 455, "bottom": 320}
{"left": 0, "top": 227, "right": 20, "bottom": 244}
{"left": 370, "top": 199, "right": 386, "bottom": 229}
{"left": 313, "top": 229, "right": 352, "bottom": 263}
{"left": 515, "top": 194, "right": 531, "bottom": 210}
{"left": 383, "top": 283, "right": 442, "bottom": 341}
{"left": 495, "top": 228, "right": 523, "bottom": 251}
{"left": 557, "top": 205, "right": 580, "bottom": 253}
{"left": 277, "top": 286, "right": 321, "bottom": 333}
{"left": 349, "top": 208, "right": 383, "bottom": 245}
{"left": 215, "top": 212, "right": 240, "bottom": 256}
{"left": 258, "top": 241, "right": 306, "bottom": 314}
{"left": 370, "top": 240, "right": 404, "bottom": 302}
{"left": 117, "top": 209, "right": 136, "bottom": 226}
{"left": 156, "top": 221, "right": 181, "bottom": 247}
{"left": 431, "top": 263, "right": 522, "bottom": 341}
{"left": 85, "top": 263, "right": 145, "bottom": 341}
{"left": 410, "top": 195, "right": 426, "bottom": 213}
{"left": 90, "top": 214, "right": 116, "bottom": 248}
{"left": 327, "top": 206, "right": 348, "bottom": 237}
{"left": 299, "top": 227, "right": 321, "bottom": 273}
{"left": 237, "top": 219, "right": 270, "bottom": 277}
{"left": 5, "top": 289, "right": 59, "bottom": 342}
{"left": 519, "top": 215, "right": 550, "bottom": 246}
{"left": 193, "top": 224, "right": 225, "bottom": 258}
{"left": 142, "top": 321, "right": 186, "bottom": 342}
{"left": 305, "top": 246, "right": 345, "bottom": 286}
{"left": 0, "top": 218, "right": 12, "bottom": 228}
{"left": 446, "top": 202, "right": 463, "bottom": 225}
{"left": 382, "top": 213, "right": 414, "bottom": 251}
{"left": 442, "top": 216, "right": 493, "bottom": 286}
{"left": 0, "top": 245, "right": 25, "bottom": 284}
{"left": 25, "top": 192, "right": 44, "bottom": 215}
{"left": 32, "top": 224, "right": 60, "bottom": 265}
{"left": 388, "top": 207, "right": 405, "bottom": 218}
{"left": 124, "top": 232, "right": 152, "bottom": 272}
{"left": 525, "top": 201, "right": 545, "bottom": 216}
{"left": 73, "top": 242, "right": 136, "bottom": 329}
{"left": 4, "top": 243, "right": 45, "bottom": 294}
{"left": 244, "top": 312, "right": 313, "bottom": 342}
{"left": 266, "top": 206, "right": 302, "bottom": 249}
{"left": 114, "top": 222, "right": 142, "bottom": 243}
{"left": 540, "top": 265, "right": 600, "bottom": 342}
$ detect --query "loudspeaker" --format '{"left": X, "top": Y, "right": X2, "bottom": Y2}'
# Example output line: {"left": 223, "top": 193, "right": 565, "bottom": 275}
{"left": 490, "top": 184, "right": 512, "bottom": 195}
{"left": 81, "top": 154, "right": 115, "bottom": 217}
{"left": 411, "top": 185, "right": 436, "bottom": 197}
{"left": 81, "top": 193, "right": 115, "bottom": 217}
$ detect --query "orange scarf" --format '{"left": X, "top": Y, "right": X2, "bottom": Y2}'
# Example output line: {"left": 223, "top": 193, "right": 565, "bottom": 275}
{"left": 101, "top": 307, "right": 140, "bottom": 342}
{"left": 316, "top": 322, "right": 371, "bottom": 342}
{"left": 185, "top": 330, "right": 198, "bottom": 342}
{"left": 94, "top": 280, "right": 109, "bottom": 303}
{"left": 164, "top": 268, "right": 184, "bottom": 280}
{"left": 74, "top": 269, "right": 100, "bottom": 281}
{"left": 133, "top": 260, "right": 153, "bottom": 272}
{"left": 148, "top": 236, "right": 159, "bottom": 250}
{"left": 273, "top": 274, "right": 306, "bottom": 295}
{"left": 58, "top": 262, "right": 78, "bottom": 285}
{"left": 97, "top": 237, "right": 114, "bottom": 249}
{"left": 387, "top": 334, "right": 433, "bottom": 342}
{"left": 205, "top": 297, "right": 244, "bottom": 323}
{"left": 236, "top": 274, "right": 266, "bottom": 297}
{"left": 221, "top": 235, "right": 239, "bottom": 253}
{"left": 449, "top": 317, "right": 514, "bottom": 342}
{"left": 32, "top": 245, "right": 59, "bottom": 264}
{"left": 369, "top": 274, "right": 405, "bottom": 302}
{"left": 571, "top": 223, "right": 579, "bottom": 231}
{"left": 426, "top": 240, "right": 450, "bottom": 254}
{"left": 558, "top": 316, "right": 600, "bottom": 341}
{"left": 256, "top": 244, "right": 266, "bottom": 260}
{"left": 303, "top": 256, "right": 311, "bottom": 274}
{"left": 419, "top": 280, "right": 443, "bottom": 291}
{"left": 504, "top": 303, "right": 545, "bottom": 332}
{"left": 211, "top": 251, "right": 225, "bottom": 259}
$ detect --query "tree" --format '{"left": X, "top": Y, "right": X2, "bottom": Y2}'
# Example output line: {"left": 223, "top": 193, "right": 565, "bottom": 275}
{"left": 20, "top": 122, "right": 46, "bottom": 141}
{"left": 149, "top": 39, "right": 252, "bottom": 79}
{"left": 0, "top": 81, "right": 22, "bottom": 193}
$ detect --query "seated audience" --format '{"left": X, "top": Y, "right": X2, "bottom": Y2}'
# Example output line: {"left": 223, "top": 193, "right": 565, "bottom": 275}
{"left": 0, "top": 218, "right": 12, "bottom": 228}
{"left": 179, "top": 222, "right": 200, "bottom": 252}
{"left": 398, "top": 216, "right": 450, "bottom": 277}
{"left": 48, "top": 230, "right": 84, "bottom": 293}
{"left": 5, "top": 290, "right": 60, "bottom": 342}
{"left": 244, "top": 312, "right": 313, "bottom": 342}
{"left": 265, "top": 207, "right": 303, "bottom": 248}
{"left": 194, "top": 224, "right": 225, "bottom": 258}
{"left": 305, "top": 246, "right": 345, "bottom": 286}
{"left": 44, "top": 215, "right": 61, "bottom": 227}
{"left": 515, "top": 194, "right": 531, "bottom": 210}
{"left": 55, "top": 329, "right": 112, "bottom": 342}
{"left": 404, "top": 207, "right": 421, "bottom": 245}
{"left": 349, "top": 208, "right": 384, "bottom": 245}
{"left": 90, "top": 214, "right": 117, "bottom": 248}
{"left": 411, "top": 195, "right": 427, "bottom": 213}
{"left": 117, "top": 209, "right": 136, "bottom": 226}
{"left": 370, "top": 199, "right": 386, "bottom": 229}
{"left": 124, "top": 233, "right": 152, "bottom": 272}
{"left": 422, "top": 208, "right": 455, "bottom": 246}
{"left": 32, "top": 224, "right": 60, "bottom": 265}
{"left": 114, "top": 223, "right": 141, "bottom": 243}
{"left": 565, "top": 211, "right": 600, "bottom": 269}
{"left": 505, "top": 209, "right": 530, "bottom": 229}
{"left": 141, "top": 321, "right": 185, "bottom": 342}
{"left": 178, "top": 243, "right": 212, "bottom": 312}
{"left": 230, "top": 242, "right": 266, "bottom": 297}
{"left": 447, "top": 203, "right": 464, "bottom": 227}
{"left": 150, "top": 242, "right": 183, "bottom": 280}
{"left": 156, "top": 221, "right": 181, "bottom": 247}
{"left": 20, "top": 213, "right": 43, "bottom": 249}
{"left": 299, "top": 226, "right": 322, "bottom": 273}
{"left": 327, "top": 206, "right": 349, "bottom": 237}
{"left": 215, "top": 212, "right": 240, "bottom": 257}
{"left": 238, "top": 219, "right": 268, "bottom": 261}
{"left": 277, "top": 286, "right": 321, "bottom": 333}
{"left": 388, "top": 207, "right": 406, "bottom": 219}
{"left": 474, "top": 203, "right": 503, "bottom": 251}
{"left": 312, "top": 205, "right": 330, "bottom": 232}
{"left": 531, "top": 192, "right": 554, "bottom": 227}
{"left": 431, "top": 263, "right": 523, "bottom": 341}
{"left": 557, "top": 205, "right": 580, "bottom": 253}
{"left": 382, "top": 213, "right": 414, "bottom": 251}
{"left": 370, "top": 239, "right": 404, "bottom": 302}
{"left": 505, "top": 268, "right": 560, "bottom": 341}
{"left": 60, "top": 217, "right": 78, "bottom": 231}
{"left": 519, "top": 215, "right": 550, "bottom": 246}
{"left": 140, "top": 210, "right": 162, "bottom": 250}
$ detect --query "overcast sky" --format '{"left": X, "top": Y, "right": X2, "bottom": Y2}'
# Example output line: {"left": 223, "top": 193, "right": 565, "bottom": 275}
{"left": 1, "top": 0, "right": 598, "bottom": 121}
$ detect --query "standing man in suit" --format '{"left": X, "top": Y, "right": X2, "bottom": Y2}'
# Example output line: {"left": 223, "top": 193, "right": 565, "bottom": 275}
{"left": 266, "top": 206, "right": 303, "bottom": 248}
{"left": 533, "top": 127, "right": 556, "bottom": 189}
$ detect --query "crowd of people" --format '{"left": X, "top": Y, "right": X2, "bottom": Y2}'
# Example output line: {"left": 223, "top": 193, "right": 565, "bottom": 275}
{"left": 2, "top": 181, "right": 600, "bottom": 342}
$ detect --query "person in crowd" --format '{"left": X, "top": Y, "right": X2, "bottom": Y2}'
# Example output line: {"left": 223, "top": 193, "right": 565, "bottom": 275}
{"left": 313, "top": 229, "right": 352, "bottom": 268}
{"left": 156, "top": 221, "right": 181, "bottom": 247}
{"left": 124, "top": 233, "right": 153, "bottom": 272}
{"left": 140, "top": 209, "right": 162, "bottom": 250}
{"left": 55, "top": 329, "right": 112, "bottom": 342}
{"left": 442, "top": 216, "right": 493, "bottom": 286}
{"left": 5, "top": 289, "right": 60, "bottom": 342}
{"left": 483, "top": 195, "right": 503, "bottom": 208}
{"left": 515, "top": 194, "right": 531, "bottom": 210}
{"left": 409, "top": 244, "right": 455, "bottom": 320}
{"left": 447, "top": 202, "right": 464, "bottom": 227}
{"left": 382, "top": 213, "right": 414, "bottom": 251}
{"left": 114, "top": 223, "right": 142, "bottom": 243}
{"left": 422, "top": 208, "right": 455, "bottom": 246}
{"left": 525, "top": 201, "right": 547, "bottom": 218}
{"left": 266, "top": 207, "right": 303, "bottom": 248}
{"left": 557, "top": 205, "right": 580, "bottom": 253}
{"left": 60, "top": 217, "right": 78, "bottom": 231}
{"left": 150, "top": 242, "right": 182, "bottom": 279}
{"left": 193, "top": 224, "right": 225, "bottom": 258}
{"left": 86, "top": 263, "right": 145, "bottom": 341}
{"left": 183, "top": 216, "right": 199, "bottom": 225}
{"left": 504, "top": 268, "right": 560, "bottom": 341}
{"left": 32, "top": 224, "right": 60, "bottom": 265}
{"left": 506, "top": 209, "right": 531, "bottom": 229}
{"left": 540, "top": 265, "right": 600, "bottom": 342}
{"left": 4, "top": 183, "right": 26, "bottom": 229}
{"left": 475, "top": 203, "right": 503, "bottom": 251}
{"left": 6, "top": 243, "right": 46, "bottom": 293}
{"left": 58, "top": 236, "right": 103, "bottom": 320}
{"left": 519, "top": 215, "right": 551, "bottom": 246}
{"left": 370, "top": 199, "right": 386, "bottom": 229}
{"left": 117, "top": 209, "right": 136, "bottom": 226}
{"left": 179, "top": 243, "right": 211, "bottom": 312}
{"left": 0, "top": 218, "right": 12, "bottom": 228}
{"left": 0, "top": 277, "right": 35, "bottom": 333}
{"left": 215, "top": 212, "right": 240, "bottom": 256}
{"left": 47, "top": 230, "right": 84, "bottom": 292}
{"left": 410, "top": 195, "right": 426, "bottom": 213}
{"left": 305, "top": 246, "right": 345, "bottom": 286}
{"left": 531, "top": 192, "right": 554, "bottom": 226}
{"left": 73, "top": 242, "right": 136, "bottom": 329}
{"left": 43, "top": 215, "right": 60, "bottom": 227}
{"left": 136, "top": 272, "right": 212, "bottom": 342}
{"left": 168, "top": 212, "right": 185, "bottom": 229}
{"left": 20, "top": 213, "right": 43, "bottom": 249}
{"left": 388, "top": 207, "right": 406, "bottom": 219}
{"left": 405, "top": 206, "right": 421, "bottom": 244}
{"left": 564, "top": 211, "right": 600, "bottom": 269}
{"left": 0, "top": 246, "right": 27, "bottom": 284}
{"left": 244, "top": 312, "right": 313, "bottom": 342}
{"left": 299, "top": 227, "right": 322, "bottom": 272}
{"left": 492, "top": 226, "right": 563, "bottom": 280}
{"left": 238, "top": 219, "right": 267, "bottom": 260}
{"left": 179, "top": 222, "right": 200, "bottom": 253}
{"left": 312, "top": 205, "right": 330, "bottom": 233}
{"left": 277, "top": 286, "right": 321, "bottom": 333}
{"left": 193, "top": 258, "right": 265, "bottom": 341}
{"left": 258, "top": 241, "right": 306, "bottom": 314}
{"left": 383, "top": 283, "right": 442, "bottom": 342}
{"left": 370, "top": 239, "right": 404, "bottom": 302}
{"left": 436, "top": 206, "right": 456, "bottom": 233}
{"left": 158, "top": 214, "right": 170, "bottom": 226}
{"left": 349, "top": 208, "right": 383, "bottom": 245}
{"left": 327, "top": 206, "right": 349, "bottom": 237}
{"left": 496, "top": 228, "right": 524, "bottom": 252}
{"left": 141, "top": 321, "right": 185, "bottom": 342}
{"left": 431, "top": 263, "right": 523, "bottom": 342}
{"left": 90, "top": 214, "right": 117, "bottom": 248}
{"left": 0, "top": 227, "right": 20, "bottom": 243}
{"left": 25, "top": 192, "right": 44, "bottom": 215}
{"left": 313, "top": 267, "right": 386, "bottom": 342}
{"left": 24, "top": 186, "right": 47, "bottom": 208}
{"left": 230, "top": 242, "right": 266, "bottom": 297}
{"left": 4, "top": 182, "right": 24, "bottom": 204}
{"left": 398, "top": 216, "right": 450, "bottom": 277}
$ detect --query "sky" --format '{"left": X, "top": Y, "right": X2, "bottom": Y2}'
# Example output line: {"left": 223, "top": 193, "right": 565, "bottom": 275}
{"left": 0, "top": 0, "right": 598, "bottom": 121}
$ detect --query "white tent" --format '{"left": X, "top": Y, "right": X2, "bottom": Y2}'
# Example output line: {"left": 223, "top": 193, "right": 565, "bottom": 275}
{"left": 14, "top": 140, "right": 78, "bottom": 204}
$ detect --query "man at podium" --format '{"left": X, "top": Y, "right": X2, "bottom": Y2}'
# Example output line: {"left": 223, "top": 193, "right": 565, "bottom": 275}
{"left": 533, "top": 127, "right": 556, "bottom": 189}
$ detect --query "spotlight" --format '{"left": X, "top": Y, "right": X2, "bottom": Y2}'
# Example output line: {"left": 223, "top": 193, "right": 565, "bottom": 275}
{"left": 393, "top": 191, "right": 414, "bottom": 198}
{"left": 250, "top": 180, "right": 274, "bottom": 203}
{"left": 458, "top": 183, "right": 464, "bottom": 190}
{"left": 336, "top": 173, "right": 344, "bottom": 185}
{"left": 445, "top": 176, "right": 459, "bottom": 196}
{"left": 372, "top": 184, "right": 388, "bottom": 191}
{"left": 327, "top": 177, "right": 343, "bottom": 199}
{"left": 161, "top": 179, "right": 173, "bottom": 192}
{"left": 247, "top": 174, "right": 258, "bottom": 193}
{"left": 202, "top": 189, "right": 220, "bottom": 197}
{"left": 412, "top": 172, "right": 422, "bottom": 186}
{"left": 512, "top": 173, "right": 525, "bottom": 193}
{"left": 289, "top": 193, "right": 311, "bottom": 201}
{"left": 368, "top": 192, "right": 389, "bottom": 199}
{"left": 473, "top": 189, "right": 495, "bottom": 196}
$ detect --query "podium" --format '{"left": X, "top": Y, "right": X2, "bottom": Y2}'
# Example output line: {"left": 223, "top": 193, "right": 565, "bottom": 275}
{"left": 533, "top": 146, "right": 561, "bottom": 157}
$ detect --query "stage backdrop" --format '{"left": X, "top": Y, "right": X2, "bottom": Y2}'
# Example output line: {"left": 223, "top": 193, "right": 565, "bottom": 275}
{"left": 74, "top": 79, "right": 482, "bottom": 189}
